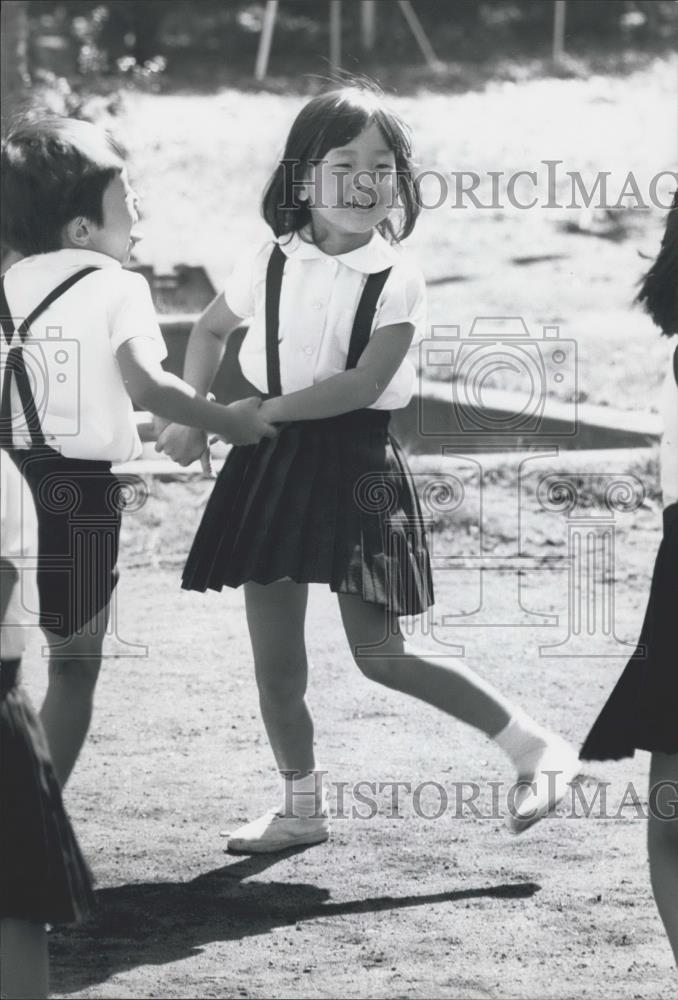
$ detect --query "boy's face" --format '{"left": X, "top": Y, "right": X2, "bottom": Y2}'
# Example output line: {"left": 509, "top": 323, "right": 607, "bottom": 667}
{"left": 87, "top": 168, "right": 141, "bottom": 264}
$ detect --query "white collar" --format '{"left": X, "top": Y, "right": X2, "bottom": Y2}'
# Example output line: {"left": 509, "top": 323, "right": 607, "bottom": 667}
{"left": 277, "top": 228, "right": 399, "bottom": 274}
{"left": 8, "top": 249, "right": 122, "bottom": 272}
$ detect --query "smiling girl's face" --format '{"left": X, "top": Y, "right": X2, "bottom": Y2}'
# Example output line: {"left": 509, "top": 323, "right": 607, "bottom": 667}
{"left": 303, "top": 122, "right": 397, "bottom": 252}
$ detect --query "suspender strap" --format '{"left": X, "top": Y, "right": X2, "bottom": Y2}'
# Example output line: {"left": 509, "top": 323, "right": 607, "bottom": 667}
{"left": 263, "top": 245, "right": 392, "bottom": 394}
{"left": 0, "top": 267, "right": 99, "bottom": 448}
{"left": 0, "top": 348, "right": 45, "bottom": 447}
{"left": 13, "top": 267, "right": 100, "bottom": 342}
{"left": 345, "top": 267, "right": 392, "bottom": 370}
{"left": 265, "top": 245, "right": 285, "bottom": 397}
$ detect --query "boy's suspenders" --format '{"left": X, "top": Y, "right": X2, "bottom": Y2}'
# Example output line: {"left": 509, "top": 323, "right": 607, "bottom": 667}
{"left": 264, "top": 242, "right": 393, "bottom": 397}
{"left": 0, "top": 267, "right": 99, "bottom": 449}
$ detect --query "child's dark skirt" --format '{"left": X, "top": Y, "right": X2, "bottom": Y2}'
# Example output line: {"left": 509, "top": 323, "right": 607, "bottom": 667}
{"left": 581, "top": 501, "right": 678, "bottom": 760}
{"left": 182, "top": 409, "right": 435, "bottom": 618}
{"left": 0, "top": 660, "right": 95, "bottom": 923}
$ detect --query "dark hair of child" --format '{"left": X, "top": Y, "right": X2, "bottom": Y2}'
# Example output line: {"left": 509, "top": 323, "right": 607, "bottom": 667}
{"left": 636, "top": 188, "right": 678, "bottom": 337}
{"left": 262, "top": 85, "right": 421, "bottom": 244}
{"left": 1, "top": 117, "right": 124, "bottom": 257}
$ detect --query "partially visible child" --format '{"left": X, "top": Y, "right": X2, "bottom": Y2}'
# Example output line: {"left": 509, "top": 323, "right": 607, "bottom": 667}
{"left": 0, "top": 117, "right": 277, "bottom": 790}
{"left": 581, "top": 190, "right": 678, "bottom": 966}
{"left": 1, "top": 453, "right": 94, "bottom": 1000}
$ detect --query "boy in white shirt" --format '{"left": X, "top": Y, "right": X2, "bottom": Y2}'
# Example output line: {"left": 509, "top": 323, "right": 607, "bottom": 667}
{"left": 0, "top": 117, "right": 276, "bottom": 788}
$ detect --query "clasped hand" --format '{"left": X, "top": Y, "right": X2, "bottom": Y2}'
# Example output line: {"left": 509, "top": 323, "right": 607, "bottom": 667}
{"left": 154, "top": 396, "right": 277, "bottom": 468}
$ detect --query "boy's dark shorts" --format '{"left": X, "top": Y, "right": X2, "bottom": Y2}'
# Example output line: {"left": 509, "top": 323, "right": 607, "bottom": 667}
{"left": 4, "top": 446, "right": 124, "bottom": 638}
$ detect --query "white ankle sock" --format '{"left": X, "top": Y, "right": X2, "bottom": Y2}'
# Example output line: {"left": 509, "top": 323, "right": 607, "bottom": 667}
{"left": 494, "top": 712, "right": 551, "bottom": 776}
{"left": 280, "top": 769, "right": 326, "bottom": 818}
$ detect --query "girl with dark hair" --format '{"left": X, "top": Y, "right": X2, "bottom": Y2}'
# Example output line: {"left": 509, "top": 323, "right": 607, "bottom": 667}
{"left": 158, "top": 85, "right": 579, "bottom": 852}
{"left": 581, "top": 190, "right": 678, "bottom": 965}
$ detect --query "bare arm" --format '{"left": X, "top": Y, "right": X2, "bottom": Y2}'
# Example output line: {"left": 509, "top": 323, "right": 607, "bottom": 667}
{"left": 116, "top": 311, "right": 275, "bottom": 445}
{"left": 116, "top": 337, "right": 236, "bottom": 436}
{"left": 181, "top": 292, "right": 244, "bottom": 393}
{"left": 260, "top": 322, "right": 415, "bottom": 423}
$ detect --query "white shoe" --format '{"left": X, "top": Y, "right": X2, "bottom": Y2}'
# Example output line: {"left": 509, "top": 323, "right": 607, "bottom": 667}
{"left": 225, "top": 808, "right": 331, "bottom": 853}
{"left": 506, "top": 737, "right": 580, "bottom": 835}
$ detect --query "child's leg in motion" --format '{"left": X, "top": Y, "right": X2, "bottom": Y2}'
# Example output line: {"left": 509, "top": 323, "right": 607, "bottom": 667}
{"left": 648, "top": 752, "right": 678, "bottom": 966}
{"left": 245, "top": 580, "right": 315, "bottom": 775}
{"left": 338, "top": 594, "right": 579, "bottom": 832}
{"left": 0, "top": 919, "right": 48, "bottom": 999}
{"left": 225, "top": 581, "right": 328, "bottom": 853}
{"left": 40, "top": 604, "right": 109, "bottom": 788}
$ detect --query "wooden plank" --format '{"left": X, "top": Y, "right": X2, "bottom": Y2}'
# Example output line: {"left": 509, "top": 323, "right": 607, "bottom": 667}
{"left": 398, "top": 0, "right": 442, "bottom": 72}
{"left": 553, "top": 0, "right": 567, "bottom": 63}
{"left": 255, "top": 0, "right": 279, "bottom": 82}
{"left": 330, "top": 0, "right": 342, "bottom": 72}
{"left": 361, "top": 0, "right": 376, "bottom": 52}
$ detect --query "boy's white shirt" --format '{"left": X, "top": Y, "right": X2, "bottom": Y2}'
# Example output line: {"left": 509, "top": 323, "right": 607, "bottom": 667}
{"left": 1, "top": 249, "right": 166, "bottom": 461}
{"left": 0, "top": 453, "right": 39, "bottom": 657}
{"left": 223, "top": 229, "right": 427, "bottom": 410}
{"left": 659, "top": 337, "right": 678, "bottom": 507}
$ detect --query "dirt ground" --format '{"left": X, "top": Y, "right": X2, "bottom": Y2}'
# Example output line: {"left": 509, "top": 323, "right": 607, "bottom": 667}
{"left": 12, "top": 54, "right": 677, "bottom": 1000}
{"left": 19, "top": 465, "right": 677, "bottom": 1000}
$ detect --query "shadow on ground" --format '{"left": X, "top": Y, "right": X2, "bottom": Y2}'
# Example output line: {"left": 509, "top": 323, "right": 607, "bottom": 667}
{"left": 50, "top": 850, "right": 540, "bottom": 993}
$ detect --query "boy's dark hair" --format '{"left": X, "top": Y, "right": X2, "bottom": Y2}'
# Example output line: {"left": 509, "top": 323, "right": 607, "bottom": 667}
{"left": 262, "top": 84, "right": 421, "bottom": 244}
{"left": 1, "top": 118, "right": 124, "bottom": 257}
{"left": 636, "top": 189, "right": 678, "bottom": 336}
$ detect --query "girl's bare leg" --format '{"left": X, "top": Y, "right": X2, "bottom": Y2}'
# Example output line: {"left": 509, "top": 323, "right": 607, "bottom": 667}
{"left": 244, "top": 581, "right": 315, "bottom": 773}
{"left": 337, "top": 594, "right": 513, "bottom": 735}
{"left": 225, "top": 582, "right": 327, "bottom": 850}
{"left": 337, "top": 594, "right": 579, "bottom": 832}
{"left": 40, "top": 604, "right": 109, "bottom": 788}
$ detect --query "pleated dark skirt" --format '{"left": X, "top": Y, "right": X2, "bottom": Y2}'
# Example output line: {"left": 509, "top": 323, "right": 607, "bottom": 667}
{"left": 0, "top": 662, "right": 95, "bottom": 923}
{"left": 5, "top": 446, "right": 122, "bottom": 638}
{"left": 182, "top": 410, "right": 434, "bottom": 617}
{"left": 580, "top": 502, "right": 678, "bottom": 761}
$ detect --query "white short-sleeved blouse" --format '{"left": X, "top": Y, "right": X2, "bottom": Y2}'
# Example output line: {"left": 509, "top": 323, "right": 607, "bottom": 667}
{"left": 222, "top": 229, "right": 427, "bottom": 411}
{"left": 1, "top": 249, "right": 167, "bottom": 461}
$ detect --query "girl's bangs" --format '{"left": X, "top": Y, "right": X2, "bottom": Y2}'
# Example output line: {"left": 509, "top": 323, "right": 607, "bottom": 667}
{"left": 306, "top": 103, "right": 409, "bottom": 164}
{"left": 307, "top": 106, "right": 371, "bottom": 162}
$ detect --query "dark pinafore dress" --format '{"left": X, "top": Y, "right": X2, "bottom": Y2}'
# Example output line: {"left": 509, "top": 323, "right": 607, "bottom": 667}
{"left": 580, "top": 346, "right": 678, "bottom": 761}
{"left": 0, "top": 267, "right": 123, "bottom": 640}
{"left": 182, "top": 245, "right": 434, "bottom": 617}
